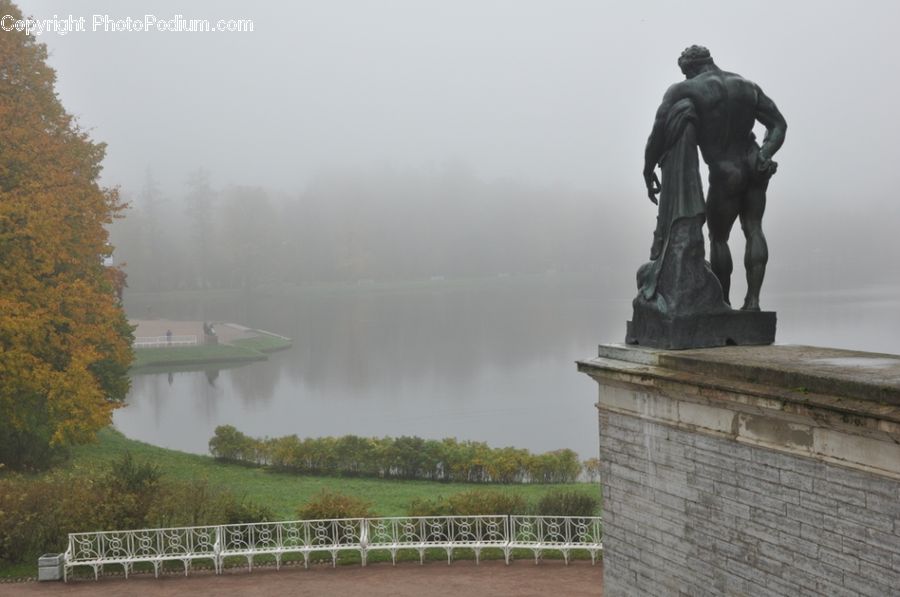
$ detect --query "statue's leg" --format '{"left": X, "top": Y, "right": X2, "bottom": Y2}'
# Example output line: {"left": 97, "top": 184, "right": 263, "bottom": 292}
{"left": 706, "top": 184, "right": 740, "bottom": 305}
{"left": 739, "top": 183, "right": 769, "bottom": 311}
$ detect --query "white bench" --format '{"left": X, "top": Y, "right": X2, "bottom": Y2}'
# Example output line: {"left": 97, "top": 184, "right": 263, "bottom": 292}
{"left": 507, "top": 516, "right": 603, "bottom": 564}
{"left": 364, "top": 516, "right": 508, "bottom": 565}
{"left": 218, "top": 519, "right": 365, "bottom": 570}
{"left": 64, "top": 525, "right": 220, "bottom": 581}
{"left": 63, "top": 515, "right": 601, "bottom": 581}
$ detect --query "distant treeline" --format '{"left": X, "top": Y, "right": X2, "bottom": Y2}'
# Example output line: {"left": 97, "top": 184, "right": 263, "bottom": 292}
{"left": 209, "top": 425, "right": 597, "bottom": 484}
{"left": 111, "top": 167, "right": 634, "bottom": 291}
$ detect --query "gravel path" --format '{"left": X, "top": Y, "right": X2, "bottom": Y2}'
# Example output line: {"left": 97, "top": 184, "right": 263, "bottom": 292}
{"left": 4, "top": 560, "right": 602, "bottom": 597}
{"left": 131, "top": 319, "right": 259, "bottom": 344}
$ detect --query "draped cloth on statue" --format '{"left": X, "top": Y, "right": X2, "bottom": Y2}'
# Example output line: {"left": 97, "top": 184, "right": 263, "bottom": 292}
{"left": 634, "top": 98, "right": 728, "bottom": 319}
{"left": 640, "top": 98, "right": 712, "bottom": 302}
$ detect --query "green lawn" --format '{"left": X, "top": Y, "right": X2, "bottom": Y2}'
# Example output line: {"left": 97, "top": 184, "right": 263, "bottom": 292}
{"left": 230, "top": 334, "right": 292, "bottom": 353}
{"left": 131, "top": 344, "right": 266, "bottom": 370}
{"left": 130, "top": 334, "right": 291, "bottom": 372}
{"left": 68, "top": 429, "right": 598, "bottom": 519}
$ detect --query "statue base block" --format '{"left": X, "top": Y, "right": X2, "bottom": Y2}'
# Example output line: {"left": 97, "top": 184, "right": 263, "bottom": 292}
{"left": 626, "top": 306, "right": 776, "bottom": 349}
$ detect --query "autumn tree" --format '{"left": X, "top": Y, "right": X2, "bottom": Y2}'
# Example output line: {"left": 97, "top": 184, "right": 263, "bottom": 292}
{"left": 582, "top": 457, "right": 602, "bottom": 483}
{"left": 0, "top": 1, "right": 133, "bottom": 469}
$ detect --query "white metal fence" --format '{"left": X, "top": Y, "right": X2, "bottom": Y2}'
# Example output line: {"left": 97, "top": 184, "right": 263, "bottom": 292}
{"left": 133, "top": 335, "right": 198, "bottom": 348}
{"left": 66, "top": 525, "right": 219, "bottom": 580}
{"left": 63, "top": 515, "right": 602, "bottom": 581}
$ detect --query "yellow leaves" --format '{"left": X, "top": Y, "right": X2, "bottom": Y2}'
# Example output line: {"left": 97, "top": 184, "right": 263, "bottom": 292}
{"left": 0, "top": 1, "right": 132, "bottom": 468}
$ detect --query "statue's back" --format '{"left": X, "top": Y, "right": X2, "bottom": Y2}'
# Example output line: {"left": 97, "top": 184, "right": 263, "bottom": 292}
{"left": 690, "top": 70, "right": 759, "bottom": 163}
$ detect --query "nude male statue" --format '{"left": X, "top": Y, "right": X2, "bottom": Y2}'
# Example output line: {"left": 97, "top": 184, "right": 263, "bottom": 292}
{"left": 642, "top": 46, "right": 787, "bottom": 311}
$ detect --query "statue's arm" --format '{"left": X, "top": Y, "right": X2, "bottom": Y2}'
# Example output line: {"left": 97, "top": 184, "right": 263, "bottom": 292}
{"left": 643, "top": 86, "right": 677, "bottom": 204}
{"left": 644, "top": 89, "right": 675, "bottom": 175}
{"left": 755, "top": 86, "right": 787, "bottom": 161}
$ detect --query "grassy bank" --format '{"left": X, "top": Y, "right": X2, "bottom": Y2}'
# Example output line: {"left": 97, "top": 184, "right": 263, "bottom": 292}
{"left": 130, "top": 335, "right": 291, "bottom": 372}
{"left": 0, "top": 430, "right": 598, "bottom": 578}
{"left": 131, "top": 344, "right": 266, "bottom": 370}
{"left": 67, "top": 429, "right": 597, "bottom": 519}
{"left": 230, "top": 334, "right": 292, "bottom": 353}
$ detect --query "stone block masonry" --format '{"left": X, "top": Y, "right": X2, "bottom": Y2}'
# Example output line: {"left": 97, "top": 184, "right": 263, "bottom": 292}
{"left": 578, "top": 344, "right": 900, "bottom": 597}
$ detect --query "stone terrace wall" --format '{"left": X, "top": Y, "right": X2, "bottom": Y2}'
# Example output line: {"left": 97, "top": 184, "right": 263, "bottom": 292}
{"left": 600, "top": 409, "right": 900, "bottom": 597}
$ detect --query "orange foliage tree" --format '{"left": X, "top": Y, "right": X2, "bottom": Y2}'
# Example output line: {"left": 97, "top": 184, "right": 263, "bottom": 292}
{"left": 0, "top": 1, "right": 133, "bottom": 469}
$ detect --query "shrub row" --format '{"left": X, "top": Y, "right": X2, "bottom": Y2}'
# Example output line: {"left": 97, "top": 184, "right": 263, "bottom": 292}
{"left": 300, "top": 488, "right": 600, "bottom": 519}
{"left": 209, "top": 426, "right": 585, "bottom": 484}
{"left": 0, "top": 455, "right": 599, "bottom": 571}
{"left": 0, "top": 453, "right": 273, "bottom": 565}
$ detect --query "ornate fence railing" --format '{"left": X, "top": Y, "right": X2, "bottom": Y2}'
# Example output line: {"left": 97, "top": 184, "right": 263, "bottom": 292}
{"left": 364, "top": 515, "right": 509, "bottom": 565}
{"left": 66, "top": 525, "right": 220, "bottom": 580}
{"left": 219, "top": 518, "right": 366, "bottom": 570}
{"left": 63, "top": 515, "right": 601, "bottom": 581}
{"left": 133, "top": 335, "right": 198, "bottom": 348}
{"left": 509, "top": 515, "right": 602, "bottom": 564}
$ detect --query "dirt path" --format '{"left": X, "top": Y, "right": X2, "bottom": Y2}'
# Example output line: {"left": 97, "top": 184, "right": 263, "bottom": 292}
{"left": 131, "top": 319, "right": 259, "bottom": 344}
{"left": 3, "top": 560, "right": 602, "bottom": 597}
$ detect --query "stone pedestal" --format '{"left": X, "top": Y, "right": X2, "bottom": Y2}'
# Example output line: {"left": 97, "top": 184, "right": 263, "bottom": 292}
{"left": 626, "top": 306, "right": 776, "bottom": 349}
{"left": 578, "top": 344, "right": 900, "bottom": 597}
{"left": 38, "top": 553, "right": 63, "bottom": 581}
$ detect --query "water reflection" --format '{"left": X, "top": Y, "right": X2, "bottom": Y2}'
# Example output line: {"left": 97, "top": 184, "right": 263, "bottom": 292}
{"left": 116, "top": 276, "right": 900, "bottom": 459}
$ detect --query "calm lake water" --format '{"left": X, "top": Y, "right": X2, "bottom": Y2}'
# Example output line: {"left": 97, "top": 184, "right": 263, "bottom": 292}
{"left": 116, "top": 275, "right": 900, "bottom": 460}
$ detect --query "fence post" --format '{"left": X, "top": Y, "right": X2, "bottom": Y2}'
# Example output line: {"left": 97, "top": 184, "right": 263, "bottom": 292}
{"left": 215, "top": 526, "right": 223, "bottom": 574}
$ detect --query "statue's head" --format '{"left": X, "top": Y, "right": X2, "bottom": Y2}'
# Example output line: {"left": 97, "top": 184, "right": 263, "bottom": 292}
{"left": 678, "top": 45, "right": 714, "bottom": 78}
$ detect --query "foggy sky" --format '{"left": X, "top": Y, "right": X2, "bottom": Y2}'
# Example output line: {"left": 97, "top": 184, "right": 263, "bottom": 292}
{"left": 17, "top": 0, "right": 899, "bottom": 209}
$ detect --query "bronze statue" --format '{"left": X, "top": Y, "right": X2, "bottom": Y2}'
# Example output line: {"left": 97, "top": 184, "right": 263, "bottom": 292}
{"left": 627, "top": 46, "right": 786, "bottom": 349}
{"left": 643, "top": 45, "right": 787, "bottom": 311}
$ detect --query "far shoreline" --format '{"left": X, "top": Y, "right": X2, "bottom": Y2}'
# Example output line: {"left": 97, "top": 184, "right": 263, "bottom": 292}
{"left": 130, "top": 319, "right": 292, "bottom": 373}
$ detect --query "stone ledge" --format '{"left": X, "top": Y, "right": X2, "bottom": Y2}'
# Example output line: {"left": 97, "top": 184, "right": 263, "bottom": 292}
{"left": 595, "top": 343, "right": 900, "bottom": 406}
{"left": 577, "top": 343, "right": 900, "bottom": 479}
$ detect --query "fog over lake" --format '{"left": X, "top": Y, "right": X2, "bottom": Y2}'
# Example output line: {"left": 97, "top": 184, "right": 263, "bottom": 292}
{"left": 16, "top": 0, "right": 899, "bottom": 458}
{"left": 116, "top": 278, "right": 900, "bottom": 459}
